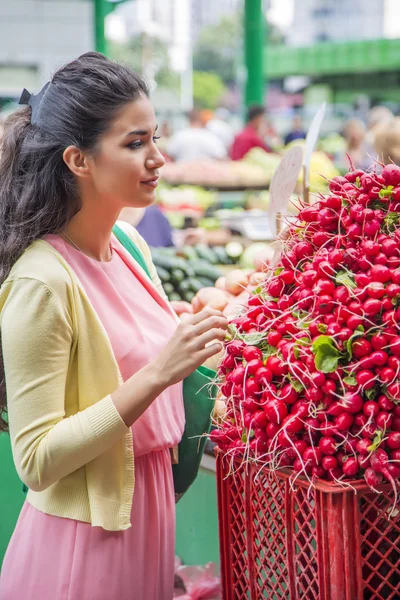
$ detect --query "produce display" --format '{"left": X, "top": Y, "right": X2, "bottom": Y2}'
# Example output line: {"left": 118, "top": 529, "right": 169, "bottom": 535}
{"left": 160, "top": 159, "right": 271, "bottom": 189}
{"left": 212, "top": 163, "right": 400, "bottom": 504}
{"left": 151, "top": 243, "right": 243, "bottom": 305}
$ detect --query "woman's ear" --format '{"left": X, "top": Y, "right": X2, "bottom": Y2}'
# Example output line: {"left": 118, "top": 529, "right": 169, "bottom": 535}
{"left": 63, "top": 145, "right": 91, "bottom": 179}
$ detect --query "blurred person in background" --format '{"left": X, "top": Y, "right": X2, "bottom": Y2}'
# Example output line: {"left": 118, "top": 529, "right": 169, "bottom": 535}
{"left": 334, "top": 118, "right": 375, "bottom": 172}
{"left": 375, "top": 117, "right": 400, "bottom": 166}
{"left": 284, "top": 114, "right": 306, "bottom": 146}
{"left": 167, "top": 109, "right": 227, "bottom": 162}
{"left": 230, "top": 104, "right": 272, "bottom": 161}
{"left": 119, "top": 205, "right": 174, "bottom": 248}
{"left": 206, "top": 107, "right": 234, "bottom": 152}
{"left": 367, "top": 105, "right": 394, "bottom": 147}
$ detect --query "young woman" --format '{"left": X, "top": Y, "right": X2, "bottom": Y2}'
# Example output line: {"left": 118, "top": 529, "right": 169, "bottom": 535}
{"left": 0, "top": 52, "right": 227, "bottom": 600}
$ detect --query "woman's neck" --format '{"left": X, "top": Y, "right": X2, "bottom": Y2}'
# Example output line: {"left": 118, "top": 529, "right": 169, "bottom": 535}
{"left": 64, "top": 201, "right": 120, "bottom": 262}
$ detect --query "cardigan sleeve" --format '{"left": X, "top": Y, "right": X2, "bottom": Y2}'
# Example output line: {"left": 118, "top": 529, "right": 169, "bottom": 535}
{"left": 1, "top": 277, "right": 129, "bottom": 492}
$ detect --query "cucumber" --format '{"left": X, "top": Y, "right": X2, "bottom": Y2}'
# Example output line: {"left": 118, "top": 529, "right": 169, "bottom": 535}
{"left": 195, "top": 244, "right": 218, "bottom": 264}
{"left": 225, "top": 241, "right": 244, "bottom": 263}
{"left": 213, "top": 246, "right": 230, "bottom": 265}
{"left": 183, "top": 291, "right": 195, "bottom": 303}
{"left": 155, "top": 266, "right": 171, "bottom": 283}
{"left": 177, "top": 246, "right": 198, "bottom": 262}
{"left": 187, "top": 278, "right": 204, "bottom": 293}
{"left": 170, "top": 268, "right": 185, "bottom": 283}
{"left": 177, "top": 279, "right": 192, "bottom": 293}
{"left": 163, "top": 282, "right": 175, "bottom": 296}
{"left": 152, "top": 254, "right": 194, "bottom": 277}
{"left": 168, "top": 292, "right": 182, "bottom": 302}
{"left": 189, "top": 260, "right": 222, "bottom": 282}
{"left": 197, "top": 276, "right": 216, "bottom": 288}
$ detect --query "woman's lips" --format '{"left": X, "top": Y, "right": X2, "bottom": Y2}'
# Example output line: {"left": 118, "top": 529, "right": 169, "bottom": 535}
{"left": 141, "top": 178, "right": 159, "bottom": 188}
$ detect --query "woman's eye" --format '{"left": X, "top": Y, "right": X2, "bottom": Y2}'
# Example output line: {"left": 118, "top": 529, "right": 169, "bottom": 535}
{"left": 127, "top": 141, "right": 142, "bottom": 150}
{"left": 153, "top": 136, "right": 161, "bottom": 143}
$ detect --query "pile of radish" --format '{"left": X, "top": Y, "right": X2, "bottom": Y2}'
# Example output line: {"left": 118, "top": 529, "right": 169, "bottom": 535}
{"left": 212, "top": 163, "right": 400, "bottom": 502}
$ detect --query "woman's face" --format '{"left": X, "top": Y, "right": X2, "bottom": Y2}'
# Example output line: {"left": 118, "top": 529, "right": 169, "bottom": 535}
{"left": 87, "top": 95, "right": 165, "bottom": 209}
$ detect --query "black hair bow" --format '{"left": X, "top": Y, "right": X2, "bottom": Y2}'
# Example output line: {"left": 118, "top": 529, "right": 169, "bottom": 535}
{"left": 18, "top": 82, "right": 50, "bottom": 124}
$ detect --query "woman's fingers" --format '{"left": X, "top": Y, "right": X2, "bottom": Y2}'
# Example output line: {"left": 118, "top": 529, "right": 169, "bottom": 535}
{"left": 197, "top": 327, "right": 227, "bottom": 349}
{"left": 189, "top": 306, "right": 225, "bottom": 325}
{"left": 193, "top": 315, "right": 228, "bottom": 336}
{"left": 198, "top": 341, "right": 225, "bottom": 362}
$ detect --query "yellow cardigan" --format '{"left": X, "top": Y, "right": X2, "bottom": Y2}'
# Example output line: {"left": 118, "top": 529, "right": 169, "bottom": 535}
{"left": 0, "top": 222, "right": 171, "bottom": 531}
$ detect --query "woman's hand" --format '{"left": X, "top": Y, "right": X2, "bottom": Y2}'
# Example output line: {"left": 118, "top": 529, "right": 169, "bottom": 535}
{"left": 151, "top": 307, "right": 228, "bottom": 387}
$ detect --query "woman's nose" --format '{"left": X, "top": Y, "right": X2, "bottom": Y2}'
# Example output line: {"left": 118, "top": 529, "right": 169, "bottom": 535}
{"left": 146, "top": 148, "right": 165, "bottom": 170}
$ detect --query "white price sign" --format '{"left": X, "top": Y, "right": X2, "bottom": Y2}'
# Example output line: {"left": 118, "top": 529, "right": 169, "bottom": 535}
{"left": 268, "top": 145, "right": 303, "bottom": 237}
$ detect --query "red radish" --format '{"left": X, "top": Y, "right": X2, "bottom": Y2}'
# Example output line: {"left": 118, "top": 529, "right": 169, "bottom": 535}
{"left": 335, "top": 413, "right": 354, "bottom": 431}
{"left": 327, "top": 467, "right": 343, "bottom": 481}
{"left": 264, "top": 400, "right": 288, "bottom": 425}
{"left": 253, "top": 410, "right": 267, "bottom": 428}
{"left": 303, "top": 446, "right": 322, "bottom": 467}
{"left": 356, "top": 370, "right": 375, "bottom": 390}
{"left": 279, "top": 384, "right": 299, "bottom": 405}
{"left": 312, "top": 466, "right": 326, "bottom": 478}
{"left": 390, "top": 449, "right": 400, "bottom": 461}
{"left": 364, "top": 468, "right": 383, "bottom": 491}
{"left": 363, "top": 298, "right": 382, "bottom": 317}
{"left": 246, "top": 359, "right": 264, "bottom": 375}
{"left": 376, "top": 411, "right": 393, "bottom": 430}
{"left": 243, "top": 346, "right": 262, "bottom": 362}
{"left": 356, "top": 438, "right": 371, "bottom": 454}
{"left": 278, "top": 429, "right": 297, "bottom": 448}
{"left": 386, "top": 464, "right": 400, "bottom": 478}
{"left": 319, "top": 437, "right": 337, "bottom": 455}
{"left": 342, "top": 457, "right": 358, "bottom": 477}
{"left": 227, "top": 340, "right": 245, "bottom": 356}
{"left": 267, "top": 331, "right": 281, "bottom": 346}
{"left": 363, "top": 401, "right": 380, "bottom": 418}
{"left": 230, "top": 367, "right": 246, "bottom": 385}
{"left": 341, "top": 393, "right": 363, "bottom": 414}
{"left": 381, "top": 164, "right": 400, "bottom": 187}
{"left": 379, "top": 367, "right": 395, "bottom": 384}
{"left": 378, "top": 394, "right": 394, "bottom": 411}
{"left": 352, "top": 338, "right": 371, "bottom": 358}
{"left": 266, "top": 422, "right": 279, "bottom": 438}
{"left": 370, "top": 350, "right": 388, "bottom": 366}
{"left": 367, "top": 282, "right": 386, "bottom": 299}
{"left": 255, "top": 367, "right": 273, "bottom": 386}
{"left": 245, "top": 379, "right": 260, "bottom": 397}
{"left": 322, "top": 456, "right": 338, "bottom": 471}
{"left": 386, "top": 432, "right": 400, "bottom": 450}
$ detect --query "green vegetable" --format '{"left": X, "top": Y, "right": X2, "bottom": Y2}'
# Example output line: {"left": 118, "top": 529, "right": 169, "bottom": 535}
{"left": 163, "top": 282, "right": 175, "bottom": 296}
{"left": 189, "top": 260, "right": 222, "bottom": 282}
{"left": 178, "top": 246, "right": 198, "bottom": 262}
{"left": 212, "top": 246, "right": 230, "bottom": 265}
{"left": 196, "top": 277, "right": 215, "bottom": 288}
{"left": 168, "top": 292, "right": 182, "bottom": 302}
{"left": 335, "top": 270, "right": 356, "bottom": 289}
{"left": 312, "top": 335, "right": 341, "bottom": 373}
{"left": 155, "top": 266, "right": 171, "bottom": 283}
{"left": 171, "top": 268, "right": 185, "bottom": 283}
{"left": 183, "top": 291, "right": 195, "bottom": 303}
{"left": 195, "top": 244, "right": 218, "bottom": 264}
{"left": 225, "top": 241, "right": 244, "bottom": 262}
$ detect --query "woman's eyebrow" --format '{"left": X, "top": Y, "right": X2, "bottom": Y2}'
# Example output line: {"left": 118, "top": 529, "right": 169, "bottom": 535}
{"left": 124, "top": 125, "right": 158, "bottom": 138}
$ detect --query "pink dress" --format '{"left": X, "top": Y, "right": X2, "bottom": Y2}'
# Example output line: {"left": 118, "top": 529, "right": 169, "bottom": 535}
{"left": 0, "top": 235, "right": 185, "bottom": 600}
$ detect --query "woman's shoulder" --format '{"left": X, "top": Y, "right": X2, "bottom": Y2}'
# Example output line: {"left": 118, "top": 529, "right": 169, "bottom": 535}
{"left": 3, "top": 239, "right": 74, "bottom": 297}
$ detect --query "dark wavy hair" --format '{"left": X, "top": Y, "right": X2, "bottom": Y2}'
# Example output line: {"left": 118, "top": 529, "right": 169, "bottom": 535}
{"left": 0, "top": 52, "right": 149, "bottom": 431}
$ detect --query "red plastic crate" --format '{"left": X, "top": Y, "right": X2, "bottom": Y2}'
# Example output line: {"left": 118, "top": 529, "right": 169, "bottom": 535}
{"left": 216, "top": 452, "right": 400, "bottom": 600}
